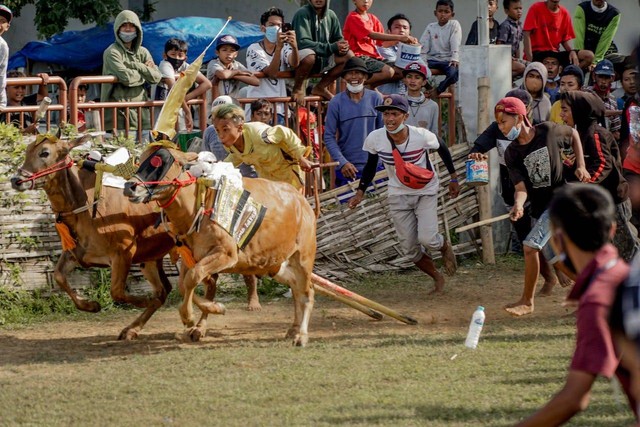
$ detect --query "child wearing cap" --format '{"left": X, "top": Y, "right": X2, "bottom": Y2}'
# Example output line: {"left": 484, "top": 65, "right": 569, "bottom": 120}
{"left": 156, "top": 38, "right": 211, "bottom": 132}
{"left": 246, "top": 7, "right": 299, "bottom": 125}
{"left": 402, "top": 62, "right": 438, "bottom": 135}
{"left": 206, "top": 34, "right": 259, "bottom": 100}
{"left": 500, "top": 96, "right": 590, "bottom": 316}
{"left": 0, "top": 4, "right": 11, "bottom": 109}
{"left": 584, "top": 59, "right": 622, "bottom": 140}
{"left": 348, "top": 94, "right": 459, "bottom": 293}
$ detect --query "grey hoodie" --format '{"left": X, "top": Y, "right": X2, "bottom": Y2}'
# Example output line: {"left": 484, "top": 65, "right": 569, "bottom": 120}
{"left": 100, "top": 10, "right": 161, "bottom": 131}
{"left": 521, "top": 61, "right": 551, "bottom": 124}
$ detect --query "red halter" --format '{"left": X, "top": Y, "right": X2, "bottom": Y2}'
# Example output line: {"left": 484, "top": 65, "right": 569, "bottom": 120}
{"left": 134, "top": 172, "right": 197, "bottom": 209}
{"left": 16, "top": 156, "right": 74, "bottom": 190}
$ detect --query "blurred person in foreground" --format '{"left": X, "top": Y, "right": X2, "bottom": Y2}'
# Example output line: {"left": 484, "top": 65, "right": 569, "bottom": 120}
{"left": 516, "top": 184, "right": 636, "bottom": 426}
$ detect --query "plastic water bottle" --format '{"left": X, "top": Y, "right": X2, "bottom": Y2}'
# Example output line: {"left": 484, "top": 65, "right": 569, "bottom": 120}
{"left": 465, "top": 306, "right": 485, "bottom": 349}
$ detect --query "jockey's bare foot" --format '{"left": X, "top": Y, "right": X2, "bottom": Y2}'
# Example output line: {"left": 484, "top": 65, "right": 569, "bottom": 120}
{"left": 556, "top": 269, "right": 574, "bottom": 288}
{"left": 504, "top": 300, "right": 534, "bottom": 316}
{"left": 311, "top": 86, "right": 334, "bottom": 101}
{"left": 441, "top": 241, "right": 457, "bottom": 276}
{"left": 537, "top": 278, "right": 557, "bottom": 297}
{"left": 429, "top": 273, "right": 445, "bottom": 295}
{"left": 247, "top": 297, "right": 262, "bottom": 311}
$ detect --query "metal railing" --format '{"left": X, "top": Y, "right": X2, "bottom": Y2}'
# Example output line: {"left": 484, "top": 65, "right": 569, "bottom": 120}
{"left": 2, "top": 76, "right": 68, "bottom": 130}
{"left": 69, "top": 75, "right": 207, "bottom": 142}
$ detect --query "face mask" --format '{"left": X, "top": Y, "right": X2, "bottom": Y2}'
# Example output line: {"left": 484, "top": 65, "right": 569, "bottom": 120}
{"left": 119, "top": 30, "right": 137, "bottom": 43}
{"left": 386, "top": 123, "right": 406, "bottom": 134}
{"left": 504, "top": 124, "right": 521, "bottom": 140}
{"left": 166, "top": 56, "right": 185, "bottom": 70}
{"left": 346, "top": 83, "right": 364, "bottom": 93}
{"left": 265, "top": 26, "right": 279, "bottom": 43}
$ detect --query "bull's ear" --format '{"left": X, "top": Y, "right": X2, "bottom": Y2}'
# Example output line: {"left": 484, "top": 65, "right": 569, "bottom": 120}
{"left": 69, "top": 134, "right": 91, "bottom": 149}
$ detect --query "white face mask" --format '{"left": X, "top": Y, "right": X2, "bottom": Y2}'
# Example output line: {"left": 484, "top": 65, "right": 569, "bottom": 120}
{"left": 346, "top": 83, "right": 364, "bottom": 94}
{"left": 386, "top": 123, "right": 406, "bottom": 134}
{"left": 119, "top": 30, "right": 137, "bottom": 43}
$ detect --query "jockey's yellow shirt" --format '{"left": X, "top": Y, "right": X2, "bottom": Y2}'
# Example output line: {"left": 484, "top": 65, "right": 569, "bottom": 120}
{"left": 224, "top": 122, "right": 310, "bottom": 189}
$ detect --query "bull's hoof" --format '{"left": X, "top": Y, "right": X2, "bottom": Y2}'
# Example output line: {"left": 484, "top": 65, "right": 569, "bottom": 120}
{"left": 293, "top": 334, "right": 308, "bottom": 347}
{"left": 79, "top": 300, "right": 102, "bottom": 313}
{"left": 188, "top": 327, "right": 205, "bottom": 342}
{"left": 285, "top": 326, "right": 299, "bottom": 340}
{"left": 118, "top": 328, "right": 139, "bottom": 341}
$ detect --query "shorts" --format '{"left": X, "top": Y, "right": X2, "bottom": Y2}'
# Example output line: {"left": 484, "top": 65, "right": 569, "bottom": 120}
{"left": 298, "top": 48, "right": 336, "bottom": 74}
{"left": 358, "top": 55, "right": 387, "bottom": 74}
{"left": 523, "top": 209, "right": 553, "bottom": 260}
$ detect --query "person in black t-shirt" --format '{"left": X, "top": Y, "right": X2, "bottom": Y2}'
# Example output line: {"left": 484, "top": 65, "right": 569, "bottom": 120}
{"left": 559, "top": 90, "right": 640, "bottom": 262}
{"left": 499, "top": 96, "right": 590, "bottom": 316}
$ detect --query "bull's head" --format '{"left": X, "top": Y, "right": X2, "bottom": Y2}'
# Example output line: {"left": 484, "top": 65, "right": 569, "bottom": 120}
{"left": 123, "top": 143, "right": 197, "bottom": 204}
{"left": 10, "top": 130, "right": 90, "bottom": 191}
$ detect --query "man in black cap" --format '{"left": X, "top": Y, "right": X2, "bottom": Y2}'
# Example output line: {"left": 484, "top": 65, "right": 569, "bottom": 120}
{"left": 0, "top": 4, "right": 12, "bottom": 108}
{"left": 349, "top": 94, "right": 459, "bottom": 294}
{"left": 324, "top": 56, "right": 383, "bottom": 186}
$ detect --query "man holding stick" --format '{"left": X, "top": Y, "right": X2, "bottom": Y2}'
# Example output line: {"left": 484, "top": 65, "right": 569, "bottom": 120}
{"left": 500, "top": 97, "right": 590, "bottom": 316}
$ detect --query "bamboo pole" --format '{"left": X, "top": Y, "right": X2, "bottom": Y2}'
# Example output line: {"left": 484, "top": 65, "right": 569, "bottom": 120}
{"left": 313, "top": 285, "right": 384, "bottom": 321}
{"left": 476, "top": 76, "right": 496, "bottom": 264}
{"left": 455, "top": 213, "right": 511, "bottom": 233}
{"left": 311, "top": 273, "right": 418, "bottom": 325}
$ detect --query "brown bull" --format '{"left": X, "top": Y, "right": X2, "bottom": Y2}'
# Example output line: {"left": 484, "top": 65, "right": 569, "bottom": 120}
{"left": 9, "top": 135, "right": 225, "bottom": 340}
{"left": 124, "top": 144, "right": 317, "bottom": 346}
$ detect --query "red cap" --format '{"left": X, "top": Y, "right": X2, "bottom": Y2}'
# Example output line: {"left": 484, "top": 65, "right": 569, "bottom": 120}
{"left": 495, "top": 97, "right": 531, "bottom": 126}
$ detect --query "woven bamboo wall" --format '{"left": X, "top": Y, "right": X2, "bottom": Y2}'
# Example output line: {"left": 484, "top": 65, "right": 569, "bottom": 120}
{"left": 311, "top": 144, "right": 482, "bottom": 280}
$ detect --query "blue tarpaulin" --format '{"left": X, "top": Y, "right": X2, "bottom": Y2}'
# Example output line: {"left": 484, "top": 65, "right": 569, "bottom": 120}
{"left": 8, "top": 17, "right": 263, "bottom": 71}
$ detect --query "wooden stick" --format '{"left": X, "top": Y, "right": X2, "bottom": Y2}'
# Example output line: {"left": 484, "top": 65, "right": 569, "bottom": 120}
{"left": 311, "top": 273, "right": 418, "bottom": 325}
{"left": 313, "top": 285, "right": 384, "bottom": 321}
{"left": 455, "top": 213, "right": 511, "bottom": 233}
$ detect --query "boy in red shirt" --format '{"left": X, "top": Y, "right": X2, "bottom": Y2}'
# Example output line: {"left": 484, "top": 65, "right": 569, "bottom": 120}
{"left": 516, "top": 184, "right": 636, "bottom": 426}
{"left": 343, "top": 0, "right": 418, "bottom": 88}
{"left": 523, "top": 0, "right": 594, "bottom": 70}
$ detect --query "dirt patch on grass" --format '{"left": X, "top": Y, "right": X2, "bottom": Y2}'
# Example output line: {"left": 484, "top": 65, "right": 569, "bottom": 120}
{"left": 0, "top": 258, "right": 575, "bottom": 366}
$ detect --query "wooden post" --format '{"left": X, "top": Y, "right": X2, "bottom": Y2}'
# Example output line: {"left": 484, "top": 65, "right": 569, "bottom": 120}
{"left": 477, "top": 77, "right": 496, "bottom": 264}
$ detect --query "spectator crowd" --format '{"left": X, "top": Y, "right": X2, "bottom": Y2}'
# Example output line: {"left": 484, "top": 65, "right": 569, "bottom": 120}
{"left": 2, "top": 1, "right": 640, "bottom": 424}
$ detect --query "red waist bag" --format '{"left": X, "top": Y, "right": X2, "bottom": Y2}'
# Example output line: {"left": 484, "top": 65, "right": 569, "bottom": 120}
{"left": 390, "top": 132, "right": 434, "bottom": 189}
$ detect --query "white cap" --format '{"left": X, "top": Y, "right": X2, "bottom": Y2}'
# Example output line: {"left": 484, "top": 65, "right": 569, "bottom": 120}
{"left": 209, "top": 95, "right": 234, "bottom": 120}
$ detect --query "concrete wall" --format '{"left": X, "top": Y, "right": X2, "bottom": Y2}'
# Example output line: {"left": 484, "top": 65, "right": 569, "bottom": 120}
{"left": 6, "top": 0, "right": 639, "bottom": 57}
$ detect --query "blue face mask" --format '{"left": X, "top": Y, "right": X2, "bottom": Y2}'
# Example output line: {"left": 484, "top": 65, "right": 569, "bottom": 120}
{"left": 387, "top": 123, "right": 406, "bottom": 134}
{"left": 265, "top": 26, "right": 279, "bottom": 44}
{"left": 505, "top": 124, "right": 521, "bottom": 141}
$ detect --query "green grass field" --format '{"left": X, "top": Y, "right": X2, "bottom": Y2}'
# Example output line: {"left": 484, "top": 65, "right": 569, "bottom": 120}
{"left": 0, "top": 259, "right": 636, "bottom": 426}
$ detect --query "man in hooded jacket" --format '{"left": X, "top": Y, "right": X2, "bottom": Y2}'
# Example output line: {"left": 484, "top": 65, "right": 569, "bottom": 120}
{"left": 559, "top": 90, "right": 640, "bottom": 262}
{"left": 101, "top": 10, "right": 161, "bottom": 134}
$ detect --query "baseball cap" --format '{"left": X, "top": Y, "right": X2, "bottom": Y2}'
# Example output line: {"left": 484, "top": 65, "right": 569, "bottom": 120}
{"left": 495, "top": 97, "right": 531, "bottom": 126}
{"left": 216, "top": 34, "right": 240, "bottom": 51}
{"left": 0, "top": 5, "right": 12, "bottom": 23}
{"left": 594, "top": 59, "right": 615, "bottom": 76}
{"left": 375, "top": 94, "right": 409, "bottom": 114}
{"left": 340, "top": 57, "right": 371, "bottom": 78}
{"left": 209, "top": 95, "right": 234, "bottom": 119}
{"left": 561, "top": 64, "right": 585, "bottom": 86}
{"left": 403, "top": 61, "right": 431, "bottom": 80}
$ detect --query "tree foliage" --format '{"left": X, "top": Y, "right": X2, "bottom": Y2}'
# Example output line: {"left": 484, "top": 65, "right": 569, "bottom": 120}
{"left": 5, "top": 0, "right": 122, "bottom": 39}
